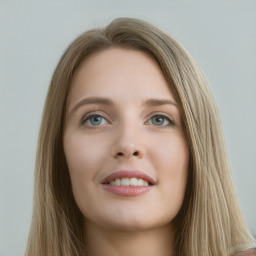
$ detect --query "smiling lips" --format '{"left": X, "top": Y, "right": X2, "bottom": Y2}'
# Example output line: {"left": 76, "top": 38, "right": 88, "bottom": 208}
{"left": 101, "top": 170, "right": 156, "bottom": 197}
{"left": 108, "top": 177, "right": 150, "bottom": 186}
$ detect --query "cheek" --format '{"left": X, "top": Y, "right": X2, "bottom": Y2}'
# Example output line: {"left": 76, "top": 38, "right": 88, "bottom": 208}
{"left": 150, "top": 133, "right": 189, "bottom": 202}
{"left": 150, "top": 132, "right": 189, "bottom": 171}
{"left": 63, "top": 133, "right": 111, "bottom": 200}
{"left": 64, "top": 133, "right": 109, "bottom": 175}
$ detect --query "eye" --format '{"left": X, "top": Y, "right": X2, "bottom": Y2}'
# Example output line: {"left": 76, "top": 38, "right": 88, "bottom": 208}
{"left": 148, "top": 114, "right": 175, "bottom": 127}
{"left": 81, "top": 114, "right": 108, "bottom": 126}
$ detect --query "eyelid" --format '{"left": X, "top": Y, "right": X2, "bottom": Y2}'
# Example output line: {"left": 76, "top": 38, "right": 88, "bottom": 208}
{"left": 81, "top": 111, "right": 111, "bottom": 125}
{"left": 146, "top": 112, "right": 175, "bottom": 126}
{"left": 80, "top": 110, "right": 175, "bottom": 127}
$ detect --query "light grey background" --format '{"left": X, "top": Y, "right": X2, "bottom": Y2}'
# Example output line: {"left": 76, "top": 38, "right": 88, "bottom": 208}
{"left": 0, "top": 0, "right": 255, "bottom": 255}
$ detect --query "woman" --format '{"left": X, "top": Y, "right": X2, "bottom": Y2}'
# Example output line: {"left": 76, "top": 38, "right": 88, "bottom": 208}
{"left": 25, "top": 18, "right": 255, "bottom": 256}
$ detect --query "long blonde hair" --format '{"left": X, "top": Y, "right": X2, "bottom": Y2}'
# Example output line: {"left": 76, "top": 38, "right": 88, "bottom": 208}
{"left": 25, "top": 17, "right": 254, "bottom": 256}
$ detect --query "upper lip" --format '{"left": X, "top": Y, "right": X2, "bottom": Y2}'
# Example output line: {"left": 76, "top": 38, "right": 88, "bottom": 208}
{"left": 101, "top": 170, "right": 157, "bottom": 185}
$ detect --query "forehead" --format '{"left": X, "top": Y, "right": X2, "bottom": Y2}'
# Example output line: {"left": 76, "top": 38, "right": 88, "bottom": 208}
{"left": 68, "top": 48, "right": 175, "bottom": 106}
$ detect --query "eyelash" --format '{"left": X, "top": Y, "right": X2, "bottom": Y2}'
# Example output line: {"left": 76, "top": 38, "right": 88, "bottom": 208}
{"left": 81, "top": 112, "right": 175, "bottom": 127}
{"left": 81, "top": 111, "right": 108, "bottom": 126}
{"left": 147, "top": 113, "right": 175, "bottom": 127}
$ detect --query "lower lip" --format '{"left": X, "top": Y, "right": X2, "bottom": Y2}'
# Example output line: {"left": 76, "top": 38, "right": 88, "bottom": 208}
{"left": 102, "top": 184, "right": 153, "bottom": 197}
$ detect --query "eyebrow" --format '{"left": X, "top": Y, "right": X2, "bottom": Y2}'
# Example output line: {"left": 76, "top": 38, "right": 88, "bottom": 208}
{"left": 70, "top": 97, "right": 113, "bottom": 113}
{"left": 143, "top": 98, "right": 178, "bottom": 107}
{"left": 69, "top": 96, "right": 178, "bottom": 116}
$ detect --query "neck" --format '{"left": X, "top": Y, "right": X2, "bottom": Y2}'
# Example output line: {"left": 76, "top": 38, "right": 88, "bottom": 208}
{"left": 83, "top": 221, "right": 176, "bottom": 256}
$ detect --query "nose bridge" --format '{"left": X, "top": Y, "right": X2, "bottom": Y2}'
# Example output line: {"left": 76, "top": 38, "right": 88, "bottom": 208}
{"left": 111, "top": 115, "right": 144, "bottom": 159}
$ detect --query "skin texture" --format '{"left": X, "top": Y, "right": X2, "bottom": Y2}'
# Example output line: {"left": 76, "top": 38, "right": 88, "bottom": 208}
{"left": 63, "top": 48, "right": 189, "bottom": 256}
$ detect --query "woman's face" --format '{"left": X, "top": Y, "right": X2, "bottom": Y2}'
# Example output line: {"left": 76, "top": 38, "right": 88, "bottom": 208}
{"left": 63, "top": 48, "right": 189, "bottom": 231}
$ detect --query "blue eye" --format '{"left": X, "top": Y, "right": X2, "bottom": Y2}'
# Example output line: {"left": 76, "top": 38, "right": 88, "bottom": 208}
{"left": 82, "top": 114, "right": 107, "bottom": 126}
{"left": 149, "top": 114, "right": 174, "bottom": 127}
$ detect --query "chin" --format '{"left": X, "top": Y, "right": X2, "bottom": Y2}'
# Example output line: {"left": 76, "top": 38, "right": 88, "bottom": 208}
{"left": 92, "top": 210, "right": 174, "bottom": 232}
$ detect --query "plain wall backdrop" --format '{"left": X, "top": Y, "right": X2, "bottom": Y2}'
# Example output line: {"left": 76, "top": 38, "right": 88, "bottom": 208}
{"left": 0, "top": 0, "right": 255, "bottom": 255}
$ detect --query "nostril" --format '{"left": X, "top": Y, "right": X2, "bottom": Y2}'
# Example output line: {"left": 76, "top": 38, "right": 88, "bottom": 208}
{"left": 133, "top": 151, "right": 139, "bottom": 156}
{"left": 113, "top": 148, "right": 143, "bottom": 159}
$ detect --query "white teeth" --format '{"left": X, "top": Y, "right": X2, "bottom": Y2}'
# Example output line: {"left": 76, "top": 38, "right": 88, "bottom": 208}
{"left": 130, "top": 177, "right": 138, "bottom": 186}
{"left": 108, "top": 177, "right": 150, "bottom": 186}
{"left": 121, "top": 178, "right": 129, "bottom": 186}
{"left": 143, "top": 180, "right": 149, "bottom": 186}
{"left": 115, "top": 178, "right": 121, "bottom": 185}
{"left": 137, "top": 178, "right": 144, "bottom": 186}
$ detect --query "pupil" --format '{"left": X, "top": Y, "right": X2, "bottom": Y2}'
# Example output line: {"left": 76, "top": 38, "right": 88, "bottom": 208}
{"left": 91, "top": 116, "right": 101, "bottom": 125}
{"left": 153, "top": 116, "right": 164, "bottom": 125}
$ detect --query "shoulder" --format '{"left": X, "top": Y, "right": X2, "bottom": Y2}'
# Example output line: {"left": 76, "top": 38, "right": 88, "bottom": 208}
{"left": 234, "top": 248, "right": 256, "bottom": 256}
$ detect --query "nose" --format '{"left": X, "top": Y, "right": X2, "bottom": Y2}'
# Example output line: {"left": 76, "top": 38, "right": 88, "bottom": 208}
{"left": 112, "top": 144, "right": 144, "bottom": 159}
{"left": 111, "top": 127, "right": 145, "bottom": 159}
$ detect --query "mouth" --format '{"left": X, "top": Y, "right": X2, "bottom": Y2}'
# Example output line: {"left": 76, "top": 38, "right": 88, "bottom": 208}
{"left": 103, "top": 177, "right": 154, "bottom": 187}
{"left": 101, "top": 169, "right": 156, "bottom": 187}
{"left": 101, "top": 170, "right": 156, "bottom": 197}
